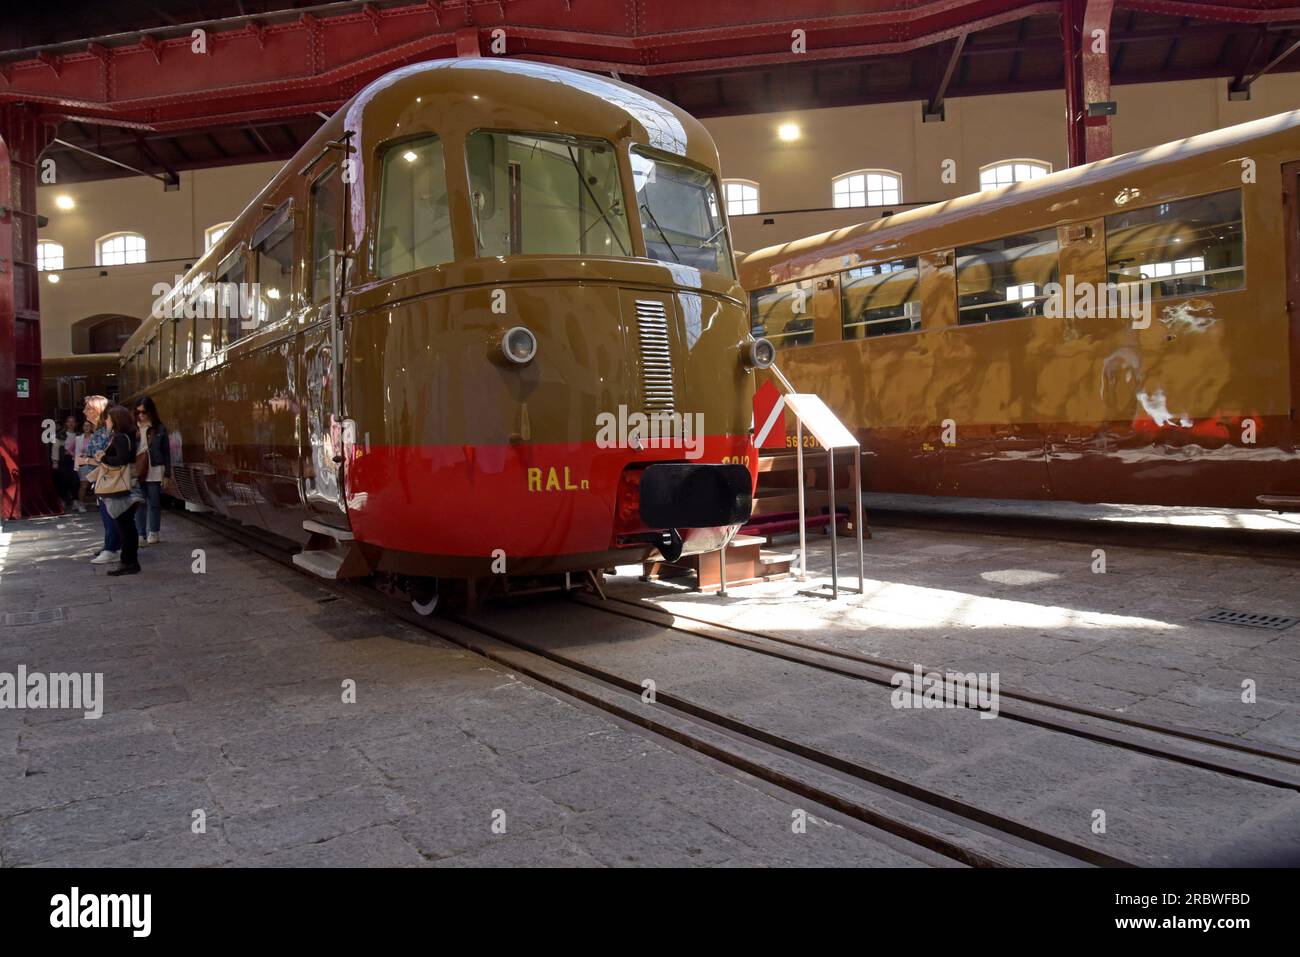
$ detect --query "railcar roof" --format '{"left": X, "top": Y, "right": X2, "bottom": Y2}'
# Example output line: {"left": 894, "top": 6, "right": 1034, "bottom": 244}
{"left": 122, "top": 58, "right": 718, "bottom": 358}
{"left": 741, "top": 108, "right": 1300, "bottom": 288}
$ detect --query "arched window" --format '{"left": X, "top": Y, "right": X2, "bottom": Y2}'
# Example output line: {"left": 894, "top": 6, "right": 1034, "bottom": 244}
{"left": 96, "top": 231, "right": 147, "bottom": 266}
{"left": 205, "top": 222, "right": 233, "bottom": 250}
{"left": 833, "top": 170, "right": 901, "bottom": 208}
{"left": 979, "top": 160, "right": 1051, "bottom": 191}
{"left": 722, "top": 180, "right": 760, "bottom": 216}
{"left": 36, "top": 240, "right": 64, "bottom": 271}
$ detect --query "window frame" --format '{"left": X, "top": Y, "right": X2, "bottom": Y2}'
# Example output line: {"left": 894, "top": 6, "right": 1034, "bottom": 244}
{"left": 832, "top": 169, "right": 902, "bottom": 209}
{"left": 373, "top": 133, "right": 455, "bottom": 279}
{"left": 722, "top": 179, "right": 760, "bottom": 217}
{"left": 1103, "top": 187, "right": 1247, "bottom": 303}
{"left": 308, "top": 163, "right": 345, "bottom": 307}
{"left": 96, "top": 230, "right": 147, "bottom": 267}
{"left": 953, "top": 225, "right": 1062, "bottom": 326}
{"left": 215, "top": 245, "right": 251, "bottom": 349}
{"left": 978, "top": 159, "right": 1052, "bottom": 192}
{"left": 36, "top": 240, "right": 64, "bottom": 272}
{"left": 205, "top": 222, "right": 234, "bottom": 251}
{"left": 629, "top": 143, "right": 735, "bottom": 278}
{"left": 840, "top": 257, "right": 924, "bottom": 340}
{"left": 466, "top": 127, "right": 635, "bottom": 260}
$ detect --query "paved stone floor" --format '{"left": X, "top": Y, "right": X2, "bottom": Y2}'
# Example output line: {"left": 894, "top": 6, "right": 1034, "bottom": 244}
{"left": 0, "top": 512, "right": 934, "bottom": 868}
{"left": 611, "top": 510, "right": 1300, "bottom": 751}
{"left": 3, "top": 500, "right": 1299, "bottom": 867}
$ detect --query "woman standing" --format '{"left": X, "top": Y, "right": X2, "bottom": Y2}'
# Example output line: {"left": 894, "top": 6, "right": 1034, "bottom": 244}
{"left": 80, "top": 395, "right": 120, "bottom": 565}
{"left": 97, "top": 404, "right": 142, "bottom": 576}
{"left": 133, "top": 396, "right": 169, "bottom": 545}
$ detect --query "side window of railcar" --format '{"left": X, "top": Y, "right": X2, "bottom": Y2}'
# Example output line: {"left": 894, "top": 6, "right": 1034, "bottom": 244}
{"left": 377, "top": 136, "right": 452, "bottom": 276}
{"left": 629, "top": 146, "right": 735, "bottom": 277}
{"left": 955, "top": 227, "right": 1059, "bottom": 325}
{"left": 160, "top": 320, "right": 174, "bottom": 379}
{"left": 218, "top": 254, "right": 248, "bottom": 345}
{"left": 467, "top": 131, "right": 631, "bottom": 258}
{"left": 254, "top": 214, "right": 294, "bottom": 327}
{"left": 750, "top": 280, "right": 816, "bottom": 349}
{"left": 310, "top": 165, "right": 343, "bottom": 305}
{"left": 193, "top": 289, "right": 214, "bottom": 363}
{"left": 840, "top": 258, "right": 922, "bottom": 339}
{"left": 1104, "top": 189, "right": 1244, "bottom": 298}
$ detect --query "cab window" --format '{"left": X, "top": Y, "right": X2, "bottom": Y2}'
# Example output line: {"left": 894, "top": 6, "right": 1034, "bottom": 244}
{"left": 630, "top": 146, "right": 734, "bottom": 277}
{"left": 467, "top": 130, "right": 630, "bottom": 257}
{"left": 377, "top": 135, "right": 452, "bottom": 276}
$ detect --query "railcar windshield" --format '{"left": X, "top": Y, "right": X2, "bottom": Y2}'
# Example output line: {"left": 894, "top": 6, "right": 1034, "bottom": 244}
{"left": 467, "top": 130, "right": 631, "bottom": 257}
{"left": 630, "top": 147, "right": 735, "bottom": 278}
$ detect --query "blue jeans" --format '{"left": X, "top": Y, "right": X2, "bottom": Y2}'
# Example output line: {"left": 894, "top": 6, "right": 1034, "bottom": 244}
{"left": 99, "top": 497, "right": 121, "bottom": 552}
{"left": 135, "top": 482, "right": 162, "bottom": 536}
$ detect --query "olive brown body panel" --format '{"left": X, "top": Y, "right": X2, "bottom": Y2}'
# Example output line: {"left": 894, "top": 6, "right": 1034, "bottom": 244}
{"left": 116, "top": 58, "right": 760, "bottom": 578}
{"left": 741, "top": 110, "right": 1300, "bottom": 510}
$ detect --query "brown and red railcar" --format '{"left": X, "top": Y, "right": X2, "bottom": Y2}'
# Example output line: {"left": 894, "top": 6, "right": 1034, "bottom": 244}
{"left": 118, "top": 58, "right": 772, "bottom": 610}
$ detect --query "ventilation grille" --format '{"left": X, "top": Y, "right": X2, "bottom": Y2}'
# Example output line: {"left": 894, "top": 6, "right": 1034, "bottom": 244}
{"left": 172, "top": 464, "right": 215, "bottom": 507}
{"left": 635, "top": 298, "right": 675, "bottom": 414}
{"left": 1196, "top": 608, "right": 1299, "bottom": 631}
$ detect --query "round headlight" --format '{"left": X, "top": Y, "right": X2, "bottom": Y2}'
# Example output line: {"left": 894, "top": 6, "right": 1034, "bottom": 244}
{"left": 501, "top": 326, "right": 538, "bottom": 365}
{"left": 745, "top": 336, "right": 776, "bottom": 370}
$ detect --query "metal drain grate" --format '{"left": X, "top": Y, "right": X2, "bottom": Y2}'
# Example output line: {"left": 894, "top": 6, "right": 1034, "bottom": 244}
{"left": 4, "top": 608, "right": 65, "bottom": 626}
{"left": 1196, "top": 607, "right": 1299, "bottom": 631}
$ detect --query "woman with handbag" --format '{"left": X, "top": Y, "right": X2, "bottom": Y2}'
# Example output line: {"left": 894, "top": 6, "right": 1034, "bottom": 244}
{"left": 95, "top": 404, "right": 144, "bottom": 577}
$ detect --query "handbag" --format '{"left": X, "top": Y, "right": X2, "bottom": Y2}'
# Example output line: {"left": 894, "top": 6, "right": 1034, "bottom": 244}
{"left": 93, "top": 435, "right": 134, "bottom": 496}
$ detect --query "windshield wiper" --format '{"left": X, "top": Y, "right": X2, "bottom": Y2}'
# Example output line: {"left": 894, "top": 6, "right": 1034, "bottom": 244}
{"left": 566, "top": 146, "right": 629, "bottom": 256}
{"left": 698, "top": 223, "right": 726, "bottom": 248}
{"left": 639, "top": 202, "right": 681, "bottom": 264}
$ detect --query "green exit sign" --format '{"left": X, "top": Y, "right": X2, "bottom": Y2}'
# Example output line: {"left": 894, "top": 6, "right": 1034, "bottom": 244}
{"left": 16, "top": 377, "right": 29, "bottom": 399}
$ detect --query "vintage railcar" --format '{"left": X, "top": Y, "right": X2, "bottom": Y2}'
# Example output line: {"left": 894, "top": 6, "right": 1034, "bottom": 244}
{"left": 742, "top": 111, "right": 1300, "bottom": 510}
{"left": 118, "top": 58, "right": 771, "bottom": 610}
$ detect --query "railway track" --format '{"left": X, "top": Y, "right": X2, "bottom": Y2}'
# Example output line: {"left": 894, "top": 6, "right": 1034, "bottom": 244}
{"left": 172, "top": 508, "right": 1300, "bottom": 867}
{"left": 864, "top": 502, "right": 1300, "bottom": 563}
{"left": 578, "top": 593, "right": 1300, "bottom": 786}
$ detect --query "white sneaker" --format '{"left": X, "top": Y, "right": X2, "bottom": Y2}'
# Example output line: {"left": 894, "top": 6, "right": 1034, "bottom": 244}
{"left": 74, "top": 501, "right": 86, "bottom": 513}
{"left": 90, "top": 550, "right": 119, "bottom": 565}
{"left": 147, "top": 533, "right": 160, "bottom": 545}
{"left": 138, "top": 537, "right": 151, "bottom": 548}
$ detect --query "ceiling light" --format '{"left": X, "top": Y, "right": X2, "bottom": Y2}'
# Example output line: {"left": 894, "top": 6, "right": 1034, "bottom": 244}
{"left": 55, "top": 195, "right": 75, "bottom": 210}
{"left": 777, "top": 123, "right": 801, "bottom": 142}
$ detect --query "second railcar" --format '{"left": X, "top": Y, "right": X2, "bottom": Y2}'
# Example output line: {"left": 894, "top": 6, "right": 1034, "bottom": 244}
{"left": 742, "top": 111, "right": 1300, "bottom": 510}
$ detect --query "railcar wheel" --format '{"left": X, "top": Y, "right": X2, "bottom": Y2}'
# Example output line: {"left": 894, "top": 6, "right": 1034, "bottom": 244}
{"left": 409, "top": 578, "right": 440, "bottom": 616}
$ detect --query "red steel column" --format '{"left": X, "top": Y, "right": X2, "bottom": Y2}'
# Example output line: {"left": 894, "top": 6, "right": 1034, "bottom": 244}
{"left": 1063, "top": 0, "right": 1115, "bottom": 167}
{"left": 1082, "top": 0, "right": 1115, "bottom": 163}
{"left": 1062, "top": 0, "right": 1087, "bottom": 167}
{"left": 0, "top": 105, "right": 57, "bottom": 520}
